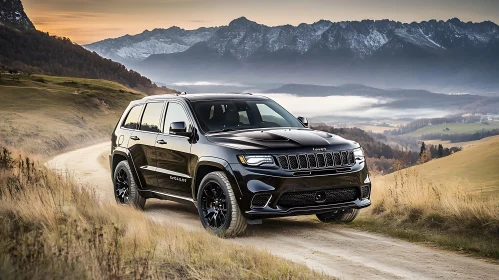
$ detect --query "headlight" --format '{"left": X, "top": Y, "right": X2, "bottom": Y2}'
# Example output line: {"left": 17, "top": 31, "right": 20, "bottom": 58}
{"left": 238, "top": 155, "right": 275, "bottom": 166}
{"left": 353, "top": 147, "right": 364, "bottom": 159}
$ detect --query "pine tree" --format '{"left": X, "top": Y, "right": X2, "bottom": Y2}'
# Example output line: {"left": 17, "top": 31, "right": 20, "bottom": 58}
{"left": 419, "top": 142, "right": 426, "bottom": 158}
{"left": 437, "top": 144, "right": 444, "bottom": 158}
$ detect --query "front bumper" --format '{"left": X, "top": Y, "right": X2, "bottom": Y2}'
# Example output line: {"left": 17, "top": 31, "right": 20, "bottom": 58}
{"left": 230, "top": 161, "right": 372, "bottom": 219}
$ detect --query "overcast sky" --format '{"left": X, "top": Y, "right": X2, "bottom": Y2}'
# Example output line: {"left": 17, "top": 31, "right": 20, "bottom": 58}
{"left": 23, "top": 0, "right": 499, "bottom": 44}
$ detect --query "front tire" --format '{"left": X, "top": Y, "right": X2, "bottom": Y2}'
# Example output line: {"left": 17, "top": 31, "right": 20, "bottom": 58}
{"left": 113, "top": 160, "right": 146, "bottom": 209}
{"left": 197, "top": 171, "right": 247, "bottom": 237}
{"left": 316, "top": 209, "right": 359, "bottom": 223}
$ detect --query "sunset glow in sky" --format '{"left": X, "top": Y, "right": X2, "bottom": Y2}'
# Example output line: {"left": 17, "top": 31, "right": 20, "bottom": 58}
{"left": 23, "top": 0, "right": 499, "bottom": 44}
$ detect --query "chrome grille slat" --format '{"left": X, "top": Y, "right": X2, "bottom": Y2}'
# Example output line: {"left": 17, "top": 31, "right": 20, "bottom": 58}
{"left": 277, "top": 155, "right": 289, "bottom": 170}
{"left": 333, "top": 152, "right": 341, "bottom": 166}
{"left": 276, "top": 150, "right": 356, "bottom": 171}
{"left": 325, "top": 153, "right": 334, "bottom": 167}
{"left": 298, "top": 154, "right": 308, "bottom": 169}
{"left": 316, "top": 153, "right": 326, "bottom": 168}
{"left": 288, "top": 155, "right": 298, "bottom": 170}
{"left": 307, "top": 153, "right": 317, "bottom": 168}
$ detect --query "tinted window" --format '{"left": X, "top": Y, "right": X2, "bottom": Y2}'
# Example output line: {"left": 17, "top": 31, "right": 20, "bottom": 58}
{"left": 122, "top": 104, "right": 143, "bottom": 129}
{"left": 164, "top": 102, "right": 191, "bottom": 133}
{"left": 140, "top": 102, "right": 164, "bottom": 133}
{"left": 192, "top": 99, "right": 303, "bottom": 133}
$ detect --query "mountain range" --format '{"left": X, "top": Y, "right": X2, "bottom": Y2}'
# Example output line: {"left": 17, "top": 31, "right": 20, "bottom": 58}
{"left": 85, "top": 17, "right": 499, "bottom": 95}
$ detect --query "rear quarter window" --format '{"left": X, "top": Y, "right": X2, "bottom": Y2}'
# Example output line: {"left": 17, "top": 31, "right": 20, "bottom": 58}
{"left": 122, "top": 104, "right": 144, "bottom": 129}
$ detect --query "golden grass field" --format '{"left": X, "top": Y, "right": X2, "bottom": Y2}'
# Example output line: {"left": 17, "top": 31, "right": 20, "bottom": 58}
{"left": 404, "top": 121, "right": 499, "bottom": 137}
{"left": 352, "top": 136, "right": 499, "bottom": 258}
{"left": 0, "top": 73, "right": 145, "bottom": 156}
{"left": 390, "top": 136, "right": 499, "bottom": 195}
{"left": 424, "top": 139, "right": 481, "bottom": 150}
{"left": 0, "top": 145, "right": 328, "bottom": 279}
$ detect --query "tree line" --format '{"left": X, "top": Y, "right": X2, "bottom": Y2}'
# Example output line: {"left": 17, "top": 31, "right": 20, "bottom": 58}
{"left": 420, "top": 129, "right": 499, "bottom": 142}
{"left": 418, "top": 142, "right": 461, "bottom": 163}
{"left": 313, "top": 125, "right": 420, "bottom": 174}
{"left": 0, "top": 26, "right": 175, "bottom": 95}
{"left": 389, "top": 114, "right": 482, "bottom": 135}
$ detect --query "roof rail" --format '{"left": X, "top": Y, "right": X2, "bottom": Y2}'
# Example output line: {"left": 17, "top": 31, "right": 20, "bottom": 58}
{"left": 176, "top": 91, "right": 187, "bottom": 96}
{"left": 227, "top": 92, "right": 252, "bottom": 95}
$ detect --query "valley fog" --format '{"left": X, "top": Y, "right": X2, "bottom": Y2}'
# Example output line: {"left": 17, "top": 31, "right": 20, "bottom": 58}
{"left": 258, "top": 93, "right": 452, "bottom": 121}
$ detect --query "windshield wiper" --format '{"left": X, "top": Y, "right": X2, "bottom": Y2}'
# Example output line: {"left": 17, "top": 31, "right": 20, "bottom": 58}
{"left": 207, "top": 128, "right": 236, "bottom": 134}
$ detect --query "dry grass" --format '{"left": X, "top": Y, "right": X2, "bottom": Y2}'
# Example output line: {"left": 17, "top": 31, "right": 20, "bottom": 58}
{"left": 0, "top": 145, "right": 330, "bottom": 279}
{"left": 0, "top": 73, "right": 146, "bottom": 157}
{"left": 351, "top": 166, "right": 499, "bottom": 258}
{"left": 98, "top": 151, "right": 110, "bottom": 172}
{"left": 348, "top": 136, "right": 499, "bottom": 258}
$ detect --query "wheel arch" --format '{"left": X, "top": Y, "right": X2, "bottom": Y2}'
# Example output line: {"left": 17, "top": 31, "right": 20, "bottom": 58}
{"left": 111, "top": 148, "right": 144, "bottom": 190}
{"left": 192, "top": 157, "right": 242, "bottom": 202}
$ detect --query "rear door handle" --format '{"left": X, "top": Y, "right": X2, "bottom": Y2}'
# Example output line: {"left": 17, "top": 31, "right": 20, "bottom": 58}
{"left": 130, "top": 136, "right": 140, "bottom": 141}
{"left": 156, "top": 139, "right": 167, "bottom": 145}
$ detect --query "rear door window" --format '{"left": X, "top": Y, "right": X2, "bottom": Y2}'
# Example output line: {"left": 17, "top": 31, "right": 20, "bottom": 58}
{"left": 122, "top": 104, "right": 144, "bottom": 129}
{"left": 140, "top": 102, "right": 165, "bottom": 133}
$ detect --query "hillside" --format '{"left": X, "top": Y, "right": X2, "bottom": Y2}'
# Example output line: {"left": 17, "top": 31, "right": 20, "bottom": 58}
{"left": 379, "top": 135, "right": 499, "bottom": 194}
{"left": 0, "top": 26, "right": 177, "bottom": 95}
{"left": 404, "top": 121, "right": 499, "bottom": 137}
{"left": 349, "top": 135, "right": 499, "bottom": 258}
{"left": 0, "top": 0, "right": 176, "bottom": 95}
{"left": 0, "top": 73, "right": 145, "bottom": 155}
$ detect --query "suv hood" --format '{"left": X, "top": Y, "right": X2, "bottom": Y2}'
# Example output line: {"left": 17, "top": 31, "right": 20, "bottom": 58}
{"left": 206, "top": 128, "right": 359, "bottom": 151}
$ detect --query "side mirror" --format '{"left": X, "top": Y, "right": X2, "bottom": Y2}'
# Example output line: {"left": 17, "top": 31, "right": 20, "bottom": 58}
{"left": 297, "top": 116, "right": 309, "bottom": 127}
{"left": 169, "top": 121, "right": 192, "bottom": 137}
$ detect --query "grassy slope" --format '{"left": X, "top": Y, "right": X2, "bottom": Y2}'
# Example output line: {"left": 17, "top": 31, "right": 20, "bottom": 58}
{"left": 404, "top": 121, "right": 499, "bottom": 137}
{"left": 0, "top": 73, "right": 145, "bottom": 156}
{"left": 387, "top": 135, "right": 499, "bottom": 195}
{"left": 0, "top": 146, "right": 328, "bottom": 279}
{"left": 351, "top": 136, "right": 499, "bottom": 259}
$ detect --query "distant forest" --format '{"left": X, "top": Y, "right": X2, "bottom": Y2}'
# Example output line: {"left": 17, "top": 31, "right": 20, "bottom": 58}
{"left": 314, "top": 125, "right": 462, "bottom": 174}
{"left": 313, "top": 125, "right": 420, "bottom": 174}
{"left": 389, "top": 115, "right": 483, "bottom": 135}
{"left": 421, "top": 129, "right": 499, "bottom": 142}
{"left": 0, "top": 26, "right": 175, "bottom": 95}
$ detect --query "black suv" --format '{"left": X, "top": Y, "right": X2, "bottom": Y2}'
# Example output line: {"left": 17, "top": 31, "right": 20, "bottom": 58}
{"left": 110, "top": 93, "right": 371, "bottom": 236}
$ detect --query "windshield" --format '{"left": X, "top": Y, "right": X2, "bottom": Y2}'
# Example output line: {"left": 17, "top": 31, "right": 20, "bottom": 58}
{"left": 191, "top": 99, "right": 305, "bottom": 133}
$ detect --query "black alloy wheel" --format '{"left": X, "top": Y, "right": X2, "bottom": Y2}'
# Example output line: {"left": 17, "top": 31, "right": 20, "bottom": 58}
{"left": 200, "top": 182, "right": 228, "bottom": 229}
{"left": 115, "top": 168, "right": 130, "bottom": 204}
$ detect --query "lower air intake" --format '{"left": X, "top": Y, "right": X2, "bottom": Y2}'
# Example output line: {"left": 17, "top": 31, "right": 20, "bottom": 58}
{"left": 251, "top": 193, "right": 272, "bottom": 208}
{"left": 277, "top": 188, "right": 359, "bottom": 208}
{"left": 361, "top": 185, "right": 371, "bottom": 199}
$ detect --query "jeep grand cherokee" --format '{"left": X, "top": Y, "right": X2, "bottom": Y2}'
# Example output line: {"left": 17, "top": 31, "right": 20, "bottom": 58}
{"left": 110, "top": 93, "right": 371, "bottom": 236}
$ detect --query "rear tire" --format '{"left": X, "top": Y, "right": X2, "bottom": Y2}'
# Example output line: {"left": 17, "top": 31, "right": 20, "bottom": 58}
{"left": 316, "top": 209, "right": 359, "bottom": 223}
{"left": 113, "top": 160, "right": 146, "bottom": 209}
{"left": 197, "top": 171, "right": 247, "bottom": 237}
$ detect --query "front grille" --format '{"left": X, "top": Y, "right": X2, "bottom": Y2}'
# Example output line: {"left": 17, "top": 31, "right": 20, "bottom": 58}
{"left": 276, "top": 150, "right": 355, "bottom": 171}
{"left": 251, "top": 193, "right": 272, "bottom": 208}
{"left": 277, "top": 187, "right": 359, "bottom": 207}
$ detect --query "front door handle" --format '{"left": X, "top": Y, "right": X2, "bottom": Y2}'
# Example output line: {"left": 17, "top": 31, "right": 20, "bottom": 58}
{"left": 156, "top": 139, "right": 167, "bottom": 145}
{"left": 130, "top": 136, "right": 140, "bottom": 141}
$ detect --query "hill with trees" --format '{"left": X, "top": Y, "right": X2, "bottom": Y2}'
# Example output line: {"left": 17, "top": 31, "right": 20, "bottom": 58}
{"left": 0, "top": 26, "right": 176, "bottom": 95}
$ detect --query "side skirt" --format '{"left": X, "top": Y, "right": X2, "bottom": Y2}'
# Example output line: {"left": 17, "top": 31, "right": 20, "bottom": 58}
{"left": 138, "top": 189, "right": 197, "bottom": 207}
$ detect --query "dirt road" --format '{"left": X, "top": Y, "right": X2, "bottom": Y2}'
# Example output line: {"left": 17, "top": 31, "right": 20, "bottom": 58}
{"left": 47, "top": 142, "right": 499, "bottom": 280}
